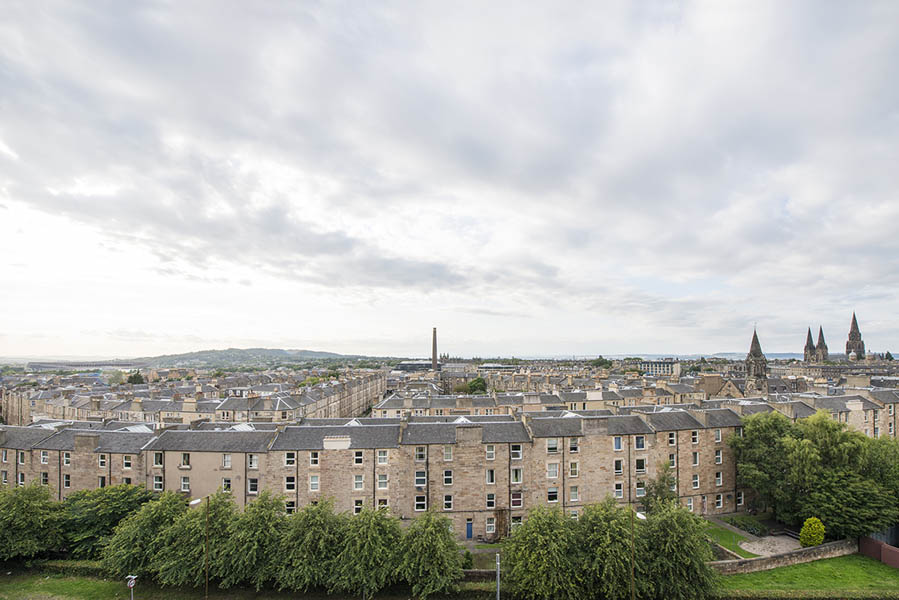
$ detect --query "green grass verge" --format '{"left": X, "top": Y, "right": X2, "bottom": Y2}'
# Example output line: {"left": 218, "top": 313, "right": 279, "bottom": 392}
{"left": 474, "top": 543, "right": 501, "bottom": 549}
{"left": 0, "top": 573, "right": 495, "bottom": 600}
{"left": 706, "top": 521, "right": 759, "bottom": 558}
{"left": 718, "top": 554, "right": 899, "bottom": 595}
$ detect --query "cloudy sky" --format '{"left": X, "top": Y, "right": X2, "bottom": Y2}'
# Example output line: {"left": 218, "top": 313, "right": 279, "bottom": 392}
{"left": 1, "top": 1, "right": 897, "bottom": 359}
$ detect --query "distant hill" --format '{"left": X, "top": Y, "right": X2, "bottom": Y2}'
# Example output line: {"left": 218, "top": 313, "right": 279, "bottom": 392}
{"left": 137, "top": 347, "right": 352, "bottom": 368}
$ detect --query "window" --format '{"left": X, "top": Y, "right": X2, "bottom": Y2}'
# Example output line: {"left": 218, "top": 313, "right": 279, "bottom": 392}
{"left": 415, "top": 446, "right": 426, "bottom": 461}
{"left": 285, "top": 452, "right": 296, "bottom": 466}
{"left": 546, "top": 438, "right": 559, "bottom": 453}
{"left": 715, "top": 449, "right": 722, "bottom": 464}
{"left": 668, "top": 432, "right": 677, "bottom": 446}
{"left": 372, "top": 473, "right": 385, "bottom": 490}
{"left": 354, "top": 450, "right": 363, "bottom": 465}
{"left": 218, "top": 453, "right": 230, "bottom": 469}
{"left": 122, "top": 455, "right": 132, "bottom": 469}
{"left": 285, "top": 501, "right": 296, "bottom": 514}
{"left": 222, "top": 478, "right": 231, "bottom": 492}
{"left": 635, "top": 458, "right": 646, "bottom": 474}
{"left": 444, "top": 494, "right": 453, "bottom": 510}
{"left": 415, "top": 470, "right": 427, "bottom": 486}
{"left": 444, "top": 446, "right": 453, "bottom": 461}
{"left": 248, "top": 478, "right": 258, "bottom": 494}
{"left": 63, "top": 451, "right": 71, "bottom": 466}
{"left": 614, "top": 459, "right": 623, "bottom": 475}
{"left": 486, "top": 517, "right": 496, "bottom": 534}
{"left": 570, "top": 438, "right": 579, "bottom": 453}
{"left": 18, "top": 451, "right": 25, "bottom": 465}
{"left": 17, "top": 473, "right": 24, "bottom": 487}
{"left": 0, "top": 450, "right": 5, "bottom": 463}
{"left": 486, "top": 469, "right": 495, "bottom": 484}
{"left": 354, "top": 474, "right": 363, "bottom": 490}
{"left": 715, "top": 472, "right": 722, "bottom": 487}
{"left": 686, "top": 497, "right": 693, "bottom": 512}
{"left": 570, "top": 510, "right": 579, "bottom": 520}
{"left": 180, "top": 476, "right": 189, "bottom": 492}
{"left": 613, "top": 436, "right": 622, "bottom": 451}
{"left": 485, "top": 445, "right": 495, "bottom": 460}
{"left": 635, "top": 481, "right": 645, "bottom": 497}
{"left": 691, "top": 430, "right": 699, "bottom": 444}
{"left": 40, "top": 451, "right": 48, "bottom": 464}
{"left": 570, "top": 485, "right": 579, "bottom": 501}
{"left": 63, "top": 473, "right": 70, "bottom": 488}
{"left": 180, "top": 453, "right": 189, "bottom": 467}
{"left": 309, "top": 475, "right": 319, "bottom": 491}
{"left": 154, "top": 452, "right": 163, "bottom": 467}
{"left": 99, "top": 454, "right": 108, "bottom": 468}
{"left": 614, "top": 482, "right": 623, "bottom": 498}
{"left": 153, "top": 476, "right": 163, "bottom": 491}
{"left": 511, "top": 444, "right": 522, "bottom": 460}
{"left": 692, "top": 451, "right": 699, "bottom": 466}
{"left": 41, "top": 472, "right": 48, "bottom": 486}
{"left": 377, "top": 498, "right": 388, "bottom": 508}
{"left": 285, "top": 476, "right": 296, "bottom": 491}
{"left": 636, "top": 436, "right": 647, "bottom": 450}
{"left": 511, "top": 516, "right": 522, "bottom": 529}
{"left": 310, "top": 451, "right": 319, "bottom": 466}
{"left": 377, "top": 449, "right": 388, "bottom": 465}
{"left": 443, "top": 469, "right": 453, "bottom": 486}
{"left": 548, "top": 487, "right": 558, "bottom": 502}
{"left": 715, "top": 429, "right": 722, "bottom": 443}
{"left": 415, "top": 495, "right": 427, "bottom": 511}
{"left": 547, "top": 463, "right": 559, "bottom": 479}
{"left": 715, "top": 494, "right": 723, "bottom": 508}
{"left": 354, "top": 499, "right": 363, "bottom": 514}
{"left": 737, "top": 491, "right": 744, "bottom": 506}
{"left": 692, "top": 474, "right": 699, "bottom": 489}
{"left": 890, "top": 404, "right": 895, "bottom": 416}
{"left": 511, "top": 492, "right": 522, "bottom": 508}
{"left": 570, "top": 462, "right": 579, "bottom": 477}
{"left": 890, "top": 422, "right": 895, "bottom": 436}
{"left": 510, "top": 468, "right": 522, "bottom": 484}
{"left": 486, "top": 493, "right": 495, "bottom": 509}
{"left": 248, "top": 454, "right": 258, "bottom": 469}
{"left": 668, "top": 453, "right": 676, "bottom": 468}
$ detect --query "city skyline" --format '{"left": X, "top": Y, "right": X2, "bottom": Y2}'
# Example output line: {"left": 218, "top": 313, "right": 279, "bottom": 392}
{"left": 2, "top": 2, "right": 898, "bottom": 358}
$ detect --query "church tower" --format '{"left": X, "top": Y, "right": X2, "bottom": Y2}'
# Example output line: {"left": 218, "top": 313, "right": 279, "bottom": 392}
{"left": 846, "top": 313, "right": 865, "bottom": 360}
{"left": 803, "top": 327, "right": 816, "bottom": 362}
{"left": 815, "top": 326, "right": 829, "bottom": 362}
{"left": 744, "top": 330, "right": 768, "bottom": 397}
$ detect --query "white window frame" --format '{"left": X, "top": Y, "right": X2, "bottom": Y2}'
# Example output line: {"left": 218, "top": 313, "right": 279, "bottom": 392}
{"left": 715, "top": 449, "right": 722, "bottom": 464}
{"left": 415, "top": 470, "right": 427, "bottom": 486}
{"left": 354, "top": 450, "right": 363, "bottom": 465}
{"left": 40, "top": 451, "right": 48, "bottom": 464}
{"left": 222, "top": 478, "right": 232, "bottom": 492}
{"left": 635, "top": 436, "right": 645, "bottom": 450}
{"left": 248, "top": 454, "right": 258, "bottom": 469}
{"left": 736, "top": 491, "right": 744, "bottom": 506}
{"left": 285, "top": 476, "right": 296, "bottom": 491}
{"left": 180, "top": 476, "right": 190, "bottom": 492}
{"left": 486, "top": 469, "right": 496, "bottom": 484}
{"left": 715, "top": 429, "right": 722, "bottom": 443}
{"left": 248, "top": 478, "right": 258, "bottom": 494}
{"left": 692, "top": 474, "right": 699, "bottom": 489}
{"left": 444, "top": 446, "right": 453, "bottom": 461}
{"left": 635, "top": 458, "right": 646, "bottom": 474}
{"left": 511, "top": 492, "right": 522, "bottom": 508}
{"left": 414, "top": 495, "right": 427, "bottom": 511}
{"left": 510, "top": 467, "right": 522, "bottom": 484}
{"left": 354, "top": 474, "right": 364, "bottom": 490}
{"left": 715, "top": 494, "right": 723, "bottom": 508}
{"left": 614, "top": 459, "right": 623, "bottom": 475}
{"left": 570, "top": 485, "right": 579, "bottom": 501}
{"left": 546, "top": 438, "right": 559, "bottom": 454}
{"left": 154, "top": 452, "right": 163, "bottom": 467}
{"left": 444, "top": 470, "right": 453, "bottom": 486}
{"left": 486, "top": 493, "right": 495, "bottom": 509}
{"left": 123, "top": 455, "right": 132, "bottom": 469}
{"left": 569, "top": 461, "right": 579, "bottom": 478}
{"left": 547, "top": 462, "right": 559, "bottom": 479}
{"left": 377, "top": 449, "right": 388, "bottom": 465}
{"left": 668, "top": 432, "right": 676, "bottom": 446}
{"left": 63, "top": 451, "right": 71, "bottom": 466}
{"left": 510, "top": 444, "right": 522, "bottom": 460}
{"left": 63, "top": 473, "right": 71, "bottom": 488}
{"left": 613, "top": 436, "right": 622, "bottom": 451}
{"left": 692, "top": 451, "right": 699, "bottom": 466}
{"left": 378, "top": 473, "right": 388, "bottom": 489}
{"left": 614, "top": 482, "right": 623, "bottom": 498}
{"left": 222, "top": 453, "right": 232, "bottom": 468}
{"left": 153, "top": 475, "right": 163, "bottom": 491}
{"left": 715, "top": 472, "right": 722, "bottom": 487}
{"left": 310, "top": 451, "right": 319, "bottom": 466}
{"left": 309, "top": 474, "right": 319, "bottom": 491}
{"left": 99, "top": 454, "right": 107, "bottom": 468}
{"left": 485, "top": 445, "right": 495, "bottom": 460}
{"left": 284, "top": 452, "right": 296, "bottom": 467}
{"left": 547, "top": 486, "right": 559, "bottom": 503}
{"left": 486, "top": 517, "right": 496, "bottom": 534}
{"left": 415, "top": 446, "right": 426, "bottom": 461}
{"left": 443, "top": 494, "right": 453, "bottom": 510}
{"left": 686, "top": 497, "right": 693, "bottom": 512}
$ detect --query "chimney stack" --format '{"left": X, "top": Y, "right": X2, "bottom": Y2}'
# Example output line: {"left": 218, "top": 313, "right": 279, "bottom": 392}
{"left": 432, "top": 327, "right": 438, "bottom": 371}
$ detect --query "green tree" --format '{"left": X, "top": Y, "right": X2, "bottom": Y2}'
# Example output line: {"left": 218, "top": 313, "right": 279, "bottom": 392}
{"left": 217, "top": 491, "right": 286, "bottom": 590}
{"left": 729, "top": 411, "right": 798, "bottom": 518}
{"left": 61, "top": 484, "right": 156, "bottom": 559}
{"left": 801, "top": 469, "right": 898, "bottom": 539}
{"left": 107, "top": 370, "right": 124, "bottom": 385}
{"left": 640, "top": 462, "right": 678, "bottom": 513}
{"left": 331, "top": 507, "right": 403, "bottom": 600}
{"left": 396, "top": 511, "right": 465, "bottom": 600}
{"left": 589, "top": 356, "right": 613, "bottom": 368}
{"left": 467, "top": 377, "right": 487, "bottom": 394}
{"left": 885, "top": 351, "right": 894, "bottom": 361}
{"left": 501, "top": 506, "right": 584, "bottom": 600}
{"left": 0, "top": 483, "right": 62, "bottom": 560}
{"left": 799, "top": 517, "right": 825, "bottom": 547}
{"left": 126, "top": 371, "right": 145, "bottom": 384}
{"left": 642, "top": 501, "right": 715, "bottom": 600}
{"left": 276, "top": 499, "right": 348, "bottom": 592}
{"left": 579, "top": 499, "right": 648, "bottom": 600}
{"left": 151, "top": 491, "right": 237, "bottom": 588}
{"left": 101, "top": 492, "right": 188, "bottom": 578}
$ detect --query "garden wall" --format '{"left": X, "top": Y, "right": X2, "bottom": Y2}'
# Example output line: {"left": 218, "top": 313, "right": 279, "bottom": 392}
{"left": 860, "top": 536, "right": 899, "bottom": 569}
{"left": 710, "top": 539, "right": 857, "bottom": 575}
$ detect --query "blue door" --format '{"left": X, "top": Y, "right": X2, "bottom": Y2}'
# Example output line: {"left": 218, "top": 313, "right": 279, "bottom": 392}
{"left": 466, "top": 519, "right": 473, "bottom": 539}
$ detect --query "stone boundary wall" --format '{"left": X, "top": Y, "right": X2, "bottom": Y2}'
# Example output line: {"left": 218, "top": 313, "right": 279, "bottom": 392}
{"left": 710, "top": 539, "right": 857, "bottom": 575}
{"left": 860, "top": 536, "right": 899, "bottom": 569}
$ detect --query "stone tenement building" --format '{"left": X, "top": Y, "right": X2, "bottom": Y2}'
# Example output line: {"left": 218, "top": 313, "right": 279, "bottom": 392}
{"left": 2, "top": 407, "right": 747, "bottom": 540}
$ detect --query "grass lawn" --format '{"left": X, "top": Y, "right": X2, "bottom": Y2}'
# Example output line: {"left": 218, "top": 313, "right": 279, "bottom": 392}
{"left": 718, "top": 554, "right": 899, "bottom": 594}
{"left": 0, "top": 573, "right": 494, "bottom": 600}
{"left": 473, "top": 543, "right": 501, "bottom": 549}
{"left": 705, "top": 521, "right": 759, "bottom": 559}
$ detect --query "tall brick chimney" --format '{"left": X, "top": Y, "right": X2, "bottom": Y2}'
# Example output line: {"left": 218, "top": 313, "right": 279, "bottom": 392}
{"left": 432, "top": 327, "right": 438, "bottom": 371}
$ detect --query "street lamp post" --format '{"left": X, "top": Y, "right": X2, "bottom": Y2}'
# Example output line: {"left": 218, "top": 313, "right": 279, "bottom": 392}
{"left": 189, "top": 496, "right": 210, "bottom": 600}
{"left": 629, "top": 509, "right": 647, "bottom": 600}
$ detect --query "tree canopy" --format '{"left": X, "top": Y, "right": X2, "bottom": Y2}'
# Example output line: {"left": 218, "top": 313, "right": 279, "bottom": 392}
{"left": 396, "top": 510, "right": 465, "bottom": 600}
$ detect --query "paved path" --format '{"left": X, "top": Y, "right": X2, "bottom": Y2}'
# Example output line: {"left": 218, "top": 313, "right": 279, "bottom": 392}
{"left": 740, "top": 535, "right": 801, "bottom": 556}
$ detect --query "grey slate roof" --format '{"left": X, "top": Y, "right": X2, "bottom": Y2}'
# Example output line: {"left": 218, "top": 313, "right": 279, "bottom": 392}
{"left": 528, "top": 417, "right": 583, "bottom": 438}
{"left": 0, "top": 426, "right": 56, "bottom": 449}
{"left": 401, "top": 423, "right": 457, "bottom": 445}
{"left": 146, "top": 430, "right": 277, "bottom": 452}
{"left": 704, "top": 408, "right": 745, "bottom": 427}
{"left": 606, "top": 415, "right": 654, "bottom": 435}
{"left": 33, "top": 429, "right": 154, "bottom": 453}
{"left": 272, "top": 425, "right": 401, "bottom": 450}
{"left": 481, "top": 422, "right": 530, "bottom": 443}
{"left": 644, "top": 411, "right": 703, "bottom": 431}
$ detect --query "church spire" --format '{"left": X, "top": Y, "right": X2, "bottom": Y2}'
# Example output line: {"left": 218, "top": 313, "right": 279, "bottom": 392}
{"left": 846, "top": 312, "right": 865, "bottom": 359}
{"left": 749, "top": 329, "right": 763, "bottom": 357}
{"left": 804, "top": 327, "right": 816, "bottom": 362}
{"left": 816, "top": 326, "right": 829, "bottom": 362}
{"left": 850, "top": 312, "right": 860, "bottom": 336}
{"left": 817, "top": 326, "right": 826, "bottom": 348}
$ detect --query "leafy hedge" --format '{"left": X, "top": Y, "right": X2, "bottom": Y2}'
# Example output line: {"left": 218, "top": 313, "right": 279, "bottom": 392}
{"left": 723, "top": 515, "right": 770, "bottom": 537}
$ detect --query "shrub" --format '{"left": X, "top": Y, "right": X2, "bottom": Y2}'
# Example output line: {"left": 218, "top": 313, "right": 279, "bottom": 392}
{"left": 799, "top": 517, "right": 825, "bottom": 547}
{"left": 462, "top": 550, "right": 473, "bottom": 570}
{"left": 723, "top": 515, "right": 769, "bottom": 537}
